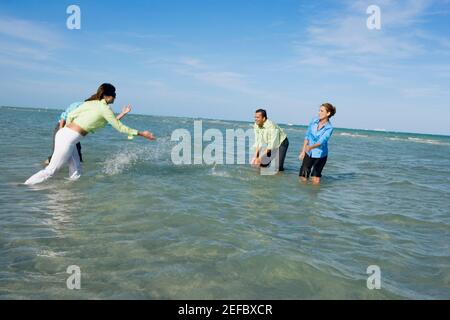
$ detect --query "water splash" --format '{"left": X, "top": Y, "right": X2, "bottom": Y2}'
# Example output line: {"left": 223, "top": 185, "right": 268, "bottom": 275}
{"left": 102, "top": 136, "right": 175, "bottom": 175}
{"left": 102, "top": 148, "right": 140, "bottom": 175}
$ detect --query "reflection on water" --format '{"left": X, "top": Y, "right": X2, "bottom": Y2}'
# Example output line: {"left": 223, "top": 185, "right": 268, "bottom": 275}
{"left": 40, "top": 184, "right": 81, "bottom": 237}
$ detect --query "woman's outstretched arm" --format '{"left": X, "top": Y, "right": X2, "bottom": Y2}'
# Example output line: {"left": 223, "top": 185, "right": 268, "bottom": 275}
{"left": 102, "top": 105, "right": 155, "bottom": 140}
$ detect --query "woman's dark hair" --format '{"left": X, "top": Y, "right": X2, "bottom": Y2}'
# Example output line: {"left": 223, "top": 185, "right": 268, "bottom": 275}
{"left": 85, "top": 83, "right": 116, "bottom": 101}
{"left": 321, "top": 103, "right": 336, "bottom": 118}
{"left": 255, "top": 108, "right": 267, "bottom": 119}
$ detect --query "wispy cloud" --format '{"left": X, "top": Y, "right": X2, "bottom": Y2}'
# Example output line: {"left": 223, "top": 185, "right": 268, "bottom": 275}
{"left": 297, "top": 0, "right": 433, "bottom": 60}
{"left": 175, "top": 57, "right": 260, "bottom": 95}
{"left": 400, "top": 85, "right": 442, "bottom": 98}
{"left": 0, "top": 14, "right": 65, "bottom": 74}
{"left": 0, "top": 14, "right": 113, "bottom": 82}
{"left": 349, "top": 0, "right": 433, "bottom": 27}
{"left": 0, "top": 15, "right": 62, "bottom": 48}
{"left": 178, "top": 57, "right": 203, "bottom": 68}
{"left": 292, "top": 0, "right": 449, "bottom": 87}
{"left": 0, "top": 40, "right": 51, "bottom": 61}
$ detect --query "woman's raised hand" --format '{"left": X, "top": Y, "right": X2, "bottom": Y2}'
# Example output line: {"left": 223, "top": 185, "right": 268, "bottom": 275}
{"left": 121, "top": 105, "right": 132, "bottom": 115}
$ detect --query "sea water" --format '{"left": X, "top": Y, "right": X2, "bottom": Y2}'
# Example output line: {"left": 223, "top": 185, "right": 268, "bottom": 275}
{"left": 0, "top": 107, "right": 449, "bottom": 299}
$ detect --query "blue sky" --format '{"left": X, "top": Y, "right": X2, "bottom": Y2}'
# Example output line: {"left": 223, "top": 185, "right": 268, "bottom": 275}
{"left": 0, "top": 0, "right": 449, "bottom": 135}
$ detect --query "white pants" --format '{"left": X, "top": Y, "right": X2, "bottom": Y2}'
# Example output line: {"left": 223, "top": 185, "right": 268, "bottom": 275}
{"left": 25, "top": 127, "right": 84, "bottom": 185}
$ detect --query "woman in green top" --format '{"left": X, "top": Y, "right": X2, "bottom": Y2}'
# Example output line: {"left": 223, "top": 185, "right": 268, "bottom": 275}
{"left": 25, "top": 83, "right": 155, "bottom": 185}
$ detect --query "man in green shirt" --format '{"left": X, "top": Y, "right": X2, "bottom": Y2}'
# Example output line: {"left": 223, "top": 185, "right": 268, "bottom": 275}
{"left": 251, "top": 108, "right": 289, "bottom": 172}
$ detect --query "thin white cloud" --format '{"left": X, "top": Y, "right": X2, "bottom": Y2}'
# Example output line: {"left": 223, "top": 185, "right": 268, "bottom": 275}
{"left": 292, "top": 0, "right": 449, "bottom": 88}
{"left": 193, "top": 71, "right": 249, "bottom": 91}
{"left": 299, "top": 1, "right": 430, "bottom": 59}
{"left": 175, "top": 57, "right": 260, "bottom": 95}
{"left": 400, "top": 86, "right": 441, "bottom": 98}
{"left": 178, "top": 57, "right": 203, "bottom": 68}
{"left": 0, "top": 40, "right": 51, "bottom": 61}
{"left": 0, "top": 14, "right": 66, "bottom": 74}
{"left": 349, "top": 0, "right": 433, "bottom": 27}
{"left": 413, "top": 29, "right": 450, "bottom": 49}
{"left": 0, "top": 15, "right": 62, "bottom": 48}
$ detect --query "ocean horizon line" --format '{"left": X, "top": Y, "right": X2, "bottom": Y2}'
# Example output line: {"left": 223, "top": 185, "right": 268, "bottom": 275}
{"left": 2, "top": 105, "right": 449, "bottom": 138}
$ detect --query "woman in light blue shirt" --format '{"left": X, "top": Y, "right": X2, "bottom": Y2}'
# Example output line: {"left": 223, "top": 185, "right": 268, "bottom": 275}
{"left": 45, "top": 102, "right": 83, "bottom": 165}
{"left": 299, "top": 103, "right": 336, "bottom": 184}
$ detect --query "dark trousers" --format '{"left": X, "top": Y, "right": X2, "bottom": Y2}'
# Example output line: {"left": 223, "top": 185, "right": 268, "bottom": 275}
{"left": 48, "top": 123, "right": 83, "bottom": 163}
{"left": 260, "top": 137, "right": 289, "bottom": 171}
{"left": 299, "top": 153, "right": 327, "bottom": 178}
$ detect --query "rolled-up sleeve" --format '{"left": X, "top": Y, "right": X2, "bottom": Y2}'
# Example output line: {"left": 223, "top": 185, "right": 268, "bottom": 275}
{"left": 101, "top": 106, "right": 138, "bottom": 139}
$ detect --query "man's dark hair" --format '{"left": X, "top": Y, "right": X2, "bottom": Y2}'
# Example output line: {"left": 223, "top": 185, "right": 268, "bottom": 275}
{"left": 255, "top": 108, "right": 267, "bottom": 119}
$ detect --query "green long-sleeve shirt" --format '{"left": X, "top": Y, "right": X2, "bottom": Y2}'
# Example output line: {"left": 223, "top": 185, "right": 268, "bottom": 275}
{"left": 253, "top": 119, "right": 287, "bottom": 151}
{"left": 66, "top": 99, "right": 138, "bottom": 139}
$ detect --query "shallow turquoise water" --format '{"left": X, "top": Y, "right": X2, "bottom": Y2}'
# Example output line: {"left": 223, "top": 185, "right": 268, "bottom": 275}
{"left": 0, "top": 106, "right": 449, "bottom": 299}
